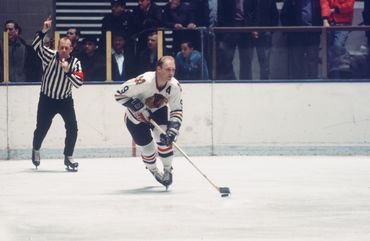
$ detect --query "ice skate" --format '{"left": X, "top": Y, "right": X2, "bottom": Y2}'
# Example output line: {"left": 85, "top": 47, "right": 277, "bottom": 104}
{"left": 148, "top": 167, "right": 164, "bottom": 185}
{"left": 162, "top": 167, "right": 173, "bottom": 190}
{"left": 32, "top": 149, "right": 40, "bottom": 169}
{"left": 64, "top": 156, "right": 78, "bottom": 172}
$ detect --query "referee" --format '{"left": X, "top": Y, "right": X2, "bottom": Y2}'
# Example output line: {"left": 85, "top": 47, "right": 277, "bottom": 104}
{"left": 31, "top": 16, "right": 84, "bottom": 171}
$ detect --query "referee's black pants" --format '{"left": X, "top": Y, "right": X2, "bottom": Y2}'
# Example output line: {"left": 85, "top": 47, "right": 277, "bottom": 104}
{"left": 33, "top": 93, "right": 78, "bottom": 157}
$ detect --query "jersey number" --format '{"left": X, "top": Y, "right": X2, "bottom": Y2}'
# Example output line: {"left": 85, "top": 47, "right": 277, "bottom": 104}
{"left": 121, "top": 86, "right": 129, "bottom": 94}
{"left": 166, "top": 86, "right": 171, "bottom": 95}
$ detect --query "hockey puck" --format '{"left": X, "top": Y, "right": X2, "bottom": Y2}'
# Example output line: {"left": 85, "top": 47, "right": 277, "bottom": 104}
{"left": 221, "top": 194, "right": 229, "bottom": 197}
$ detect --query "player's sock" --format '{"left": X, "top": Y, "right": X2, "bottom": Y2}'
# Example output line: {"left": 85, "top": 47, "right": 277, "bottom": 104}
{"left": 141, "top": 140, "right": 164, "bottom": 184}
{"left": 157, "top": 143, "right": 174, "bottom": 186}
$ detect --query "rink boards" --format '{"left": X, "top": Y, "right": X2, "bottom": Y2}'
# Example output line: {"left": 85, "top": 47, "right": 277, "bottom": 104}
{"left": 1, "top": 82, "right": 370, "bottom": 159}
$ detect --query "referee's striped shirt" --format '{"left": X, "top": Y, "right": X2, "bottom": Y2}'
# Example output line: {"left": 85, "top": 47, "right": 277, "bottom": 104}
{"left": 32, "top": 32, "right": 84, "bottom": 100}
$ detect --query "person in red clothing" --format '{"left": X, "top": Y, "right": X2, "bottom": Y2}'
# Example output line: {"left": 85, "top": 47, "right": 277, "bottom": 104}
{"left": 320, "top": 0, "right": 355, "bottom": 78}
{"left": 321, "top": 0, "right": 354, "bottom": 26}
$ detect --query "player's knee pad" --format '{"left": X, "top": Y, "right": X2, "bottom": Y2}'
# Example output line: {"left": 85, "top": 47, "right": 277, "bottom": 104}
{"left": 140, "top": 140, "right": 157, "bottom": 164}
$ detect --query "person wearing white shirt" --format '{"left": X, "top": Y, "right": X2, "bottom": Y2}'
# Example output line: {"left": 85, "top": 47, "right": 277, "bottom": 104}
{"left": 112, "top": 32, "right": 135, "bottom": 81}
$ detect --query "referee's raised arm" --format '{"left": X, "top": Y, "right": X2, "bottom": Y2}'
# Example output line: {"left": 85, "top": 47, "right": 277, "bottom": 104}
{"left": 32, "top": 16, "right": 54, "bottom": 65}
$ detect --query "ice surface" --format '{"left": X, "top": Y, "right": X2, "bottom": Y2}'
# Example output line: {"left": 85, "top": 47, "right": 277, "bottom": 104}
{"left": 1, "top": 156, "right": 370, "bottom": 241}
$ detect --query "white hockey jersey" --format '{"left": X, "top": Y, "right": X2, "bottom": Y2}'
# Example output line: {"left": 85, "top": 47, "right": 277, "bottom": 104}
{"left": 115, "top": 71, "right": 183, "bottom": 125}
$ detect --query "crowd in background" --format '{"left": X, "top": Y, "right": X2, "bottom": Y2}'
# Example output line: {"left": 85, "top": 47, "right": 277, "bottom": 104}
{"left": 1, "top": 0, "right": 370, "bottom": 82}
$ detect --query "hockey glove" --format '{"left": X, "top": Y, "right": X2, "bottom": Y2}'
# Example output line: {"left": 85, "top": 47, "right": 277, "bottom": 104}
{"left": 160, "top": 121, "right": 181, "bottom": 146}
{"left": 124, "top": 98, "right": 152, "bottom": 122}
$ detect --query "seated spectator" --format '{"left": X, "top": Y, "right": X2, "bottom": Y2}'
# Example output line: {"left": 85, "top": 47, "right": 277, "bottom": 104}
{"left": 111, "top": 32, "right": 136, "bottom": 81}
{"left": 3, "top": 20, "right": 42, "bottom": 82}
{"left": 66, "top": 27, "right": 83, "bottom": 57}
{"left": 175, "top": 40, "right": 208, "bottom": 80}
{"left": 78, "top": 37, "right": 106, "bottom": 81}
{"left": 137, "top": 31, "right": 158, "bottom": 74}
{"left": 101, "top": 0, "right": 131, "bottom": 51}
{"left": 163, "top": 0, "right": 196, "bottom": 30}
{"left": 129, "top": 0, "right": 163, "bottom": 52}
{"left": 163, "top": 0, "right": 197, "bottom": 54}
{"left": 321, "top": 0, "right": 355, "bottom": 79}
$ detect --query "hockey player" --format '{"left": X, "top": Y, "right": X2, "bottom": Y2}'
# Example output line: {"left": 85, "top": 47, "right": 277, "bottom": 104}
{"left": 114, "top": 56, "right": 183, "bottom": 188}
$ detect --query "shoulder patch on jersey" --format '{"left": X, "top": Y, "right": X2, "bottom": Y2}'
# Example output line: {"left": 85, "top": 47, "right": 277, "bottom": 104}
{"left": 135, "top": 76, "right": 146, "bottom": 85}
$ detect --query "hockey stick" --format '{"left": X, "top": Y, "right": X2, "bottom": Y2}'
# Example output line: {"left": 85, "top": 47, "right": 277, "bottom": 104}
{"left": 150, "top": 119, "right": 231, "bottom": 197}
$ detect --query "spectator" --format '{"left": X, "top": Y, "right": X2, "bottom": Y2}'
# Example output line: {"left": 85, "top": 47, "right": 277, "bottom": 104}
{"left": 364, "top": 0, "right": 370, "bottom": 47}
{"left": 188, "top": 0, "right": 212, "bottom": 78}
{"left": 100, "top": 0, "right": 131, "bottom": 51}
{"left": 175, "top": 40, "right": 209, "bottom": 80}
{"left": 163, "top": 0, "right": 196, "bottom": 29}
{"left": 129, "top": 0, "right": 163, "bottom": 52}
{"left": 66, "top": 27, "right": 83, "bottom": 57}
{"left": 321, "top": 0, "right": 355, "bottom": 78}
{"left": 78, "top": 36, "right": 106, "bottom": 81}
{"left": 250, "top": 0, "right": 279, "bottom": 80}
{"left": 3, "top": 20, "right": 42, "bottom": 82}
{"left": 163, "top": 0, "right": 197, "bottom": 54}
{"left": 216, "top": 0, "right": 254, "bottom": 80}
{"left": 281, "top": 0, "right": 322, "bottom": 79}
{"left": 208, "top": 0, "right": 217, "bottom": 27}
{"left": 111, "top": 32, "right": 136, "bottom": 81}
{"left": 363, "top": 0, "right": 370, "bottom": 78}
{"left": 189, "top": 0, "right": 210, "bottom": 28}
{"left": 137, "top": 31, "right": 158, "bottom": 74}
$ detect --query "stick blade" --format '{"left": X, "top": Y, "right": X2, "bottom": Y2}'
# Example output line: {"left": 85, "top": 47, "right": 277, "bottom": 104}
{"left": 219, "top": 187, "right": 230, "bottom": 194}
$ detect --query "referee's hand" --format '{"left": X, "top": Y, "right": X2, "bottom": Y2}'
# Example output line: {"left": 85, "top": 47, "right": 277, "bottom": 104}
{"left": 42, "top": 16, "right": 52, "bottom": 33}
{"left": 60, "top": 58, "right": 69, "bottom": 73}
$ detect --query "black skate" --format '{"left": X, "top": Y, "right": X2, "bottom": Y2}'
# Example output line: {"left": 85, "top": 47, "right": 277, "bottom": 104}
{"left": 148, "top": 167, "right": 164, "bottom": 185}
{"left": 162, "top": 167, "right": 173, "bottom": 190}
{"left": 64, "top": 156, "right": 78, "bottom": 172}
{"left": 32, "top": 149, "right": 40, "bottom": 169}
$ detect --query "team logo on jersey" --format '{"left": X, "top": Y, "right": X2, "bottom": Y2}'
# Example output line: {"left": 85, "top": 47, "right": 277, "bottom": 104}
{"left": 145, "top": 94, "right": 168, "bottom": 108}
{"left": 134, "top": 76, "right": 146, "bottom": 85}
